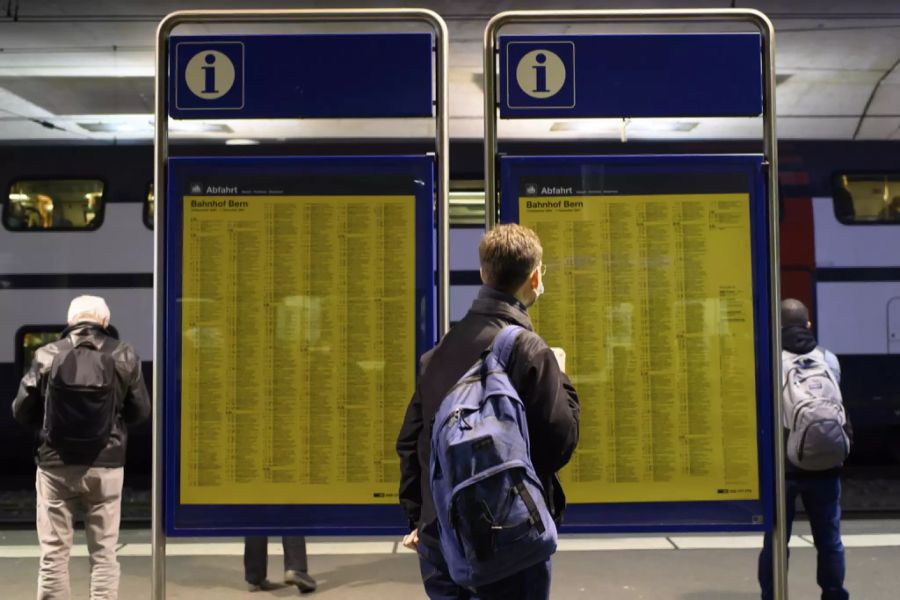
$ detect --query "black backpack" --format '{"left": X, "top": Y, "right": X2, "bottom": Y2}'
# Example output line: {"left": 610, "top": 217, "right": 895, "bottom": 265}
{"left": 43, "top": 333, "right": 119, "bottom": 453}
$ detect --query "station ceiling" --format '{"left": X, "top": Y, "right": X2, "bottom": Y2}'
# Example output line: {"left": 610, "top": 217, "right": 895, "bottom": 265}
{"left": 0, "top": 0, "right": 898, "bottom": 143}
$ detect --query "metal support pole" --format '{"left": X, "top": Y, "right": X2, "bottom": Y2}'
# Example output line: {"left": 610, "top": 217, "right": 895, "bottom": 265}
{"left": 153, "top": 9, "right": 450, "bottom": 600}
{"left": 758, "top": 15, "right": 788, "bottom": 600}
{"left": 483, "top": 9, "right": 785, "bottom": 600}
{"left": 151, "top": 17, "right": 168, "bottom": 600}
{"left": 482, "top": 25, "right": 498, "bottom": 231}
{"left": 433, "top": 14, "right": 451, "bottom": 337}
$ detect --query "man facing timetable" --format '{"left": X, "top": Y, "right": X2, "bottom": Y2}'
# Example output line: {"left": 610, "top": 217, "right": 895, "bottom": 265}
{"left": 397, "top": 224, "right": 580, "bottom": 599}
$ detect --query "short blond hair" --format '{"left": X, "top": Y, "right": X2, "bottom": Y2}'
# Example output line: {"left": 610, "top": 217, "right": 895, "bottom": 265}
{"left": 479, "top": 224, "right": 543, "bottom": 294}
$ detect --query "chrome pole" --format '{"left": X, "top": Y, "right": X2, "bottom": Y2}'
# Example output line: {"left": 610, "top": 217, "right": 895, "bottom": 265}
{"left": 483, "top": 22, "right": 498, "bottom": 231}
{"left": 153, "top": 9, "right": 451, "bottom": 599}
{"left": 483, "top": 9, "right": 784, "bottom": 600}
{"left": 152, "top": 14, "right": 170, "bottom": 600}
{"left": 433, "top": 14, "right": 451, "bottom": 337}
{"left": 756, "top": 14, "right": 788, "bottom": 600}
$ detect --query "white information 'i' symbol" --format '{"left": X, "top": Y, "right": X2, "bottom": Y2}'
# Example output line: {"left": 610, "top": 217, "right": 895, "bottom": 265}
{"left": 516, "top": 50, "right": 566, "bottom": 99}
{"left": 185, "top": 50, "right": 236, "bottom": 99}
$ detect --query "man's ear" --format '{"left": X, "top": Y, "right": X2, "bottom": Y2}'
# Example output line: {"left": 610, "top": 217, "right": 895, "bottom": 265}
{"left": 480, "top": 268, "right": 486, "bottom": 284}
{"left": 806, "top": 320, "right": 812, "bottom": 329}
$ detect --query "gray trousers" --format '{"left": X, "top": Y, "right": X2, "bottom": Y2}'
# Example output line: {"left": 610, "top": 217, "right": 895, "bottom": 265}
{"left": 36, "top": 466, "right": 124, "bottom": 600}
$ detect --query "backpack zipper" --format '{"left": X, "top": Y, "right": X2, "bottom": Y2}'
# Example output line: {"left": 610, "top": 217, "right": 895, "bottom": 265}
{"left": 790, "top": 400, "right": 816, "bottom": 430}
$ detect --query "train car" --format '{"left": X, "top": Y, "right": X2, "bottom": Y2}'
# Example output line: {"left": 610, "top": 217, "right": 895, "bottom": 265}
{"left": 1, "top": 141, "right": 898, "bottom": 498}
{"left": 780, "top": 163, "right": 900, "bottom": 462}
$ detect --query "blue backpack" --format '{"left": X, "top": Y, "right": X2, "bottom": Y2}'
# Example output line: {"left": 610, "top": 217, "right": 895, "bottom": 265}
{"left": 430, "top": 325, "right": 557, "bottom": 589}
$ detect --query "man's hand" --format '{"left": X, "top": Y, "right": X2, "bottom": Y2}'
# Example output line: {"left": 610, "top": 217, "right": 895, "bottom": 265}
{"left": 401, "top": 529, "right": 419, "bottom": 551}
{"left": 550, "top": 347, "right": 566, "bottom": 373}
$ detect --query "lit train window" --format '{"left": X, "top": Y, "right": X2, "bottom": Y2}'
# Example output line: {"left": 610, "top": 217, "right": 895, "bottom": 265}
{"left": 4, "top": 179, "right": 104, "bottom": 231}
{"left": 145, "top": 184, "right": 154, "bottom": 229}
{"left": 16, "top": 324, "right": 120, "bottom": 377}
{"left": 833, "top": 173, "right": 900, "bottom": 224}
{"left": 449, "top": 186, "right": 485, "bottom": 227}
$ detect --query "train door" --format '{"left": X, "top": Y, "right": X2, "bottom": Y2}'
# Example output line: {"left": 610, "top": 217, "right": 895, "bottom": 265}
{"left": 889, "top": 297, "right": 900, "bottom": 354}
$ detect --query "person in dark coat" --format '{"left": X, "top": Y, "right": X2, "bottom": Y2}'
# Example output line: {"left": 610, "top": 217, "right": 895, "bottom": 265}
{"left": 244, "top": 536, "right": 316, "bottom": 593}
{"left": 12, "top": 295, "right": 150, "bottom": 599}
{"left": 396, "top": 224, "right": 580, "bottom": 600}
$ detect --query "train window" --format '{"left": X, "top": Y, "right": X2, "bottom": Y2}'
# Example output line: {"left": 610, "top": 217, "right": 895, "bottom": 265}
{"left": 449, "top": 185, "right": 485, "bottom": 227}
{"left": 15, "top": 324, "right": 120, "bottom": 376}
{"left": 16, "top": 327, "right": 63, "bottom": 376}
{"left": 833, "top": 173, "right": 900, "bottom": 224}
{"left": 145, "top": 184, "right": 154, "bottom": 229}
{"left": 5, "top": 179, "right": 104, "bottom": 231}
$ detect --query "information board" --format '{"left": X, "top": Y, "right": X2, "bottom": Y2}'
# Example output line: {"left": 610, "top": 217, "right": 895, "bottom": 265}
{"left": 500, "top": 155, "right": 774, "bottom": 531}
{"left": 169, "top": 34, "right": 434, "bottom": 119}
{"left": 165, "top": 156, "right": 435, "bottom": 535}
{"left": 498, "top": 33, "right": 762, "bottom": 118}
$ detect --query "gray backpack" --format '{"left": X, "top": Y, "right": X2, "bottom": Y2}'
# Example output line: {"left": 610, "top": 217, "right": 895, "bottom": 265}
{"left": 782, "top": 349, "right": 849, "bottom": 471}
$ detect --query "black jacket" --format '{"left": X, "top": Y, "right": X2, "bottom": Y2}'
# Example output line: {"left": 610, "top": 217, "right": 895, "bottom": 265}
{"left": 12, "top": 322, "right": 151, "bottom": 468}
{"left": 396, "top": 286, "right": 580, "bottom": 548}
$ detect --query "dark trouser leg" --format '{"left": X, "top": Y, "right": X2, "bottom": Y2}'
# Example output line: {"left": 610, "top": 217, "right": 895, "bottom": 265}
{"left": 282, "top": 536, "right": 309, "bottom": 573}
{"left": 759, "top": 480, "right": 798, "bottom": 600}
{"left": 801, "top": 477, "right": 849, "bottom": 600}
{"left": 244, "top": 536, "right": 268, "bottom": 585}
{"left": 417, "top": 543, "right": 473, "bottom": 600}
{"left": 476, "top": 559, "right": 552, "bottom": 600}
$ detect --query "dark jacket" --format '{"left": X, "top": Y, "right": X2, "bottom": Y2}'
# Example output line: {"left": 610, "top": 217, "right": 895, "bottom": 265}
{"left": 782, "top": 325, "right": 852, "bottom": 479}
{"left": 396, "top": 286, "right": 580, "bottom": 548}
{"left": 12, "top": 322, "right": 151, "bottom": 468}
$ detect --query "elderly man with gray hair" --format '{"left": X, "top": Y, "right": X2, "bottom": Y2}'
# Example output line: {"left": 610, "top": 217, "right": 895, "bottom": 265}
{"left": 12, "top": 295, "right": 150, "bottom": 600}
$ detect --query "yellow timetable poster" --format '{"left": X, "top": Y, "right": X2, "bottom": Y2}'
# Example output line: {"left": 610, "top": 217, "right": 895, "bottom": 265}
{"left": 521, "top": 193, "right": 759, "bottom": 503}
{"left": 180, "top": 194, "right": 415, "bottom": 505}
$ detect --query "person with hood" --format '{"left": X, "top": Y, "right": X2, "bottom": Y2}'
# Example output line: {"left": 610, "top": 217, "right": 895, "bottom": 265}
{"left": 758, "top": 298, "right": 850, "bottom": 600}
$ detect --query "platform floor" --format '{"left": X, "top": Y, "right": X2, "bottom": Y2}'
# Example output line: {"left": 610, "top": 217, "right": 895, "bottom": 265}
{"left": 1, "top": 521, "right": 898, "bottom": 599}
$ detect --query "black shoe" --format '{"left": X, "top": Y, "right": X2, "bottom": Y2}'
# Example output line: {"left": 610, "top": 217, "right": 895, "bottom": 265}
{"left": 248, "top": 579, "right": 279, "bottom": 592}
{"left": 285, "top": 570, "right": 317, "bottom": 593}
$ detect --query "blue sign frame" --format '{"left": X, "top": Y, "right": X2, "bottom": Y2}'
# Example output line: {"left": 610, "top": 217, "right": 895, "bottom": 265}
{"left": 170, "top": 33, "right": 434, "bottom": 119}
{"left": 500, "top": 154, "right": 774, "bottom": 533}
{"left": 499, "top": 34, "right": 763, "bottom": 119}
{"left": 164, "top": 155, "right": 435, "bottom": 536}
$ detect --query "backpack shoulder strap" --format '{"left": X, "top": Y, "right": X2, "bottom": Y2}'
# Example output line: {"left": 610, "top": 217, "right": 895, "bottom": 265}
{"left": 73, "top": 338, "right": 99, "bottom": 350}
{"left": 98, "top": 337, "right": 120, "bottom": 355}
{"left": 491, "top": 325, "right": 526, "bottom": 369}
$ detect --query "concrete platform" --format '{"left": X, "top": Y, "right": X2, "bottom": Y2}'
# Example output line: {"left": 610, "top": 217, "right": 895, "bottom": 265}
{"left": 0, "top": 521, "right": 897, "bottom": 599}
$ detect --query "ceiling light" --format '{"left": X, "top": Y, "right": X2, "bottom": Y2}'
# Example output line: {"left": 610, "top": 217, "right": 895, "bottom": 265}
{"left": 550, "top": 120, "right": 699, "bottom": 133}
{"left": 635, "top": 120, "right": 699, "bottom": 132}
{"left": 169, "top": 121, "right": 233, "bottom": 133}
{"left": 225, "top": 138, "right": 261, "bottom": 145}
{"left": 78, "top": 121, "right": 149, "bottom": 133}
{"left": 9, "top": 193, "right": 29, "bottom": 201}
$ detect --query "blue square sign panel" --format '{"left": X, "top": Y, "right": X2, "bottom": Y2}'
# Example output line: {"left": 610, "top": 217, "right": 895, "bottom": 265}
{"left": 505, "top": 41, "right": 576, "bottom": 111}
{"left": 499, "top": 34, "right": 763, "bottom": 119}
{"left": 169, "top": 34, "right": 434, "bottom": 119}
{"left": 174, "top": 41, "right": 245, "bottom": 112}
